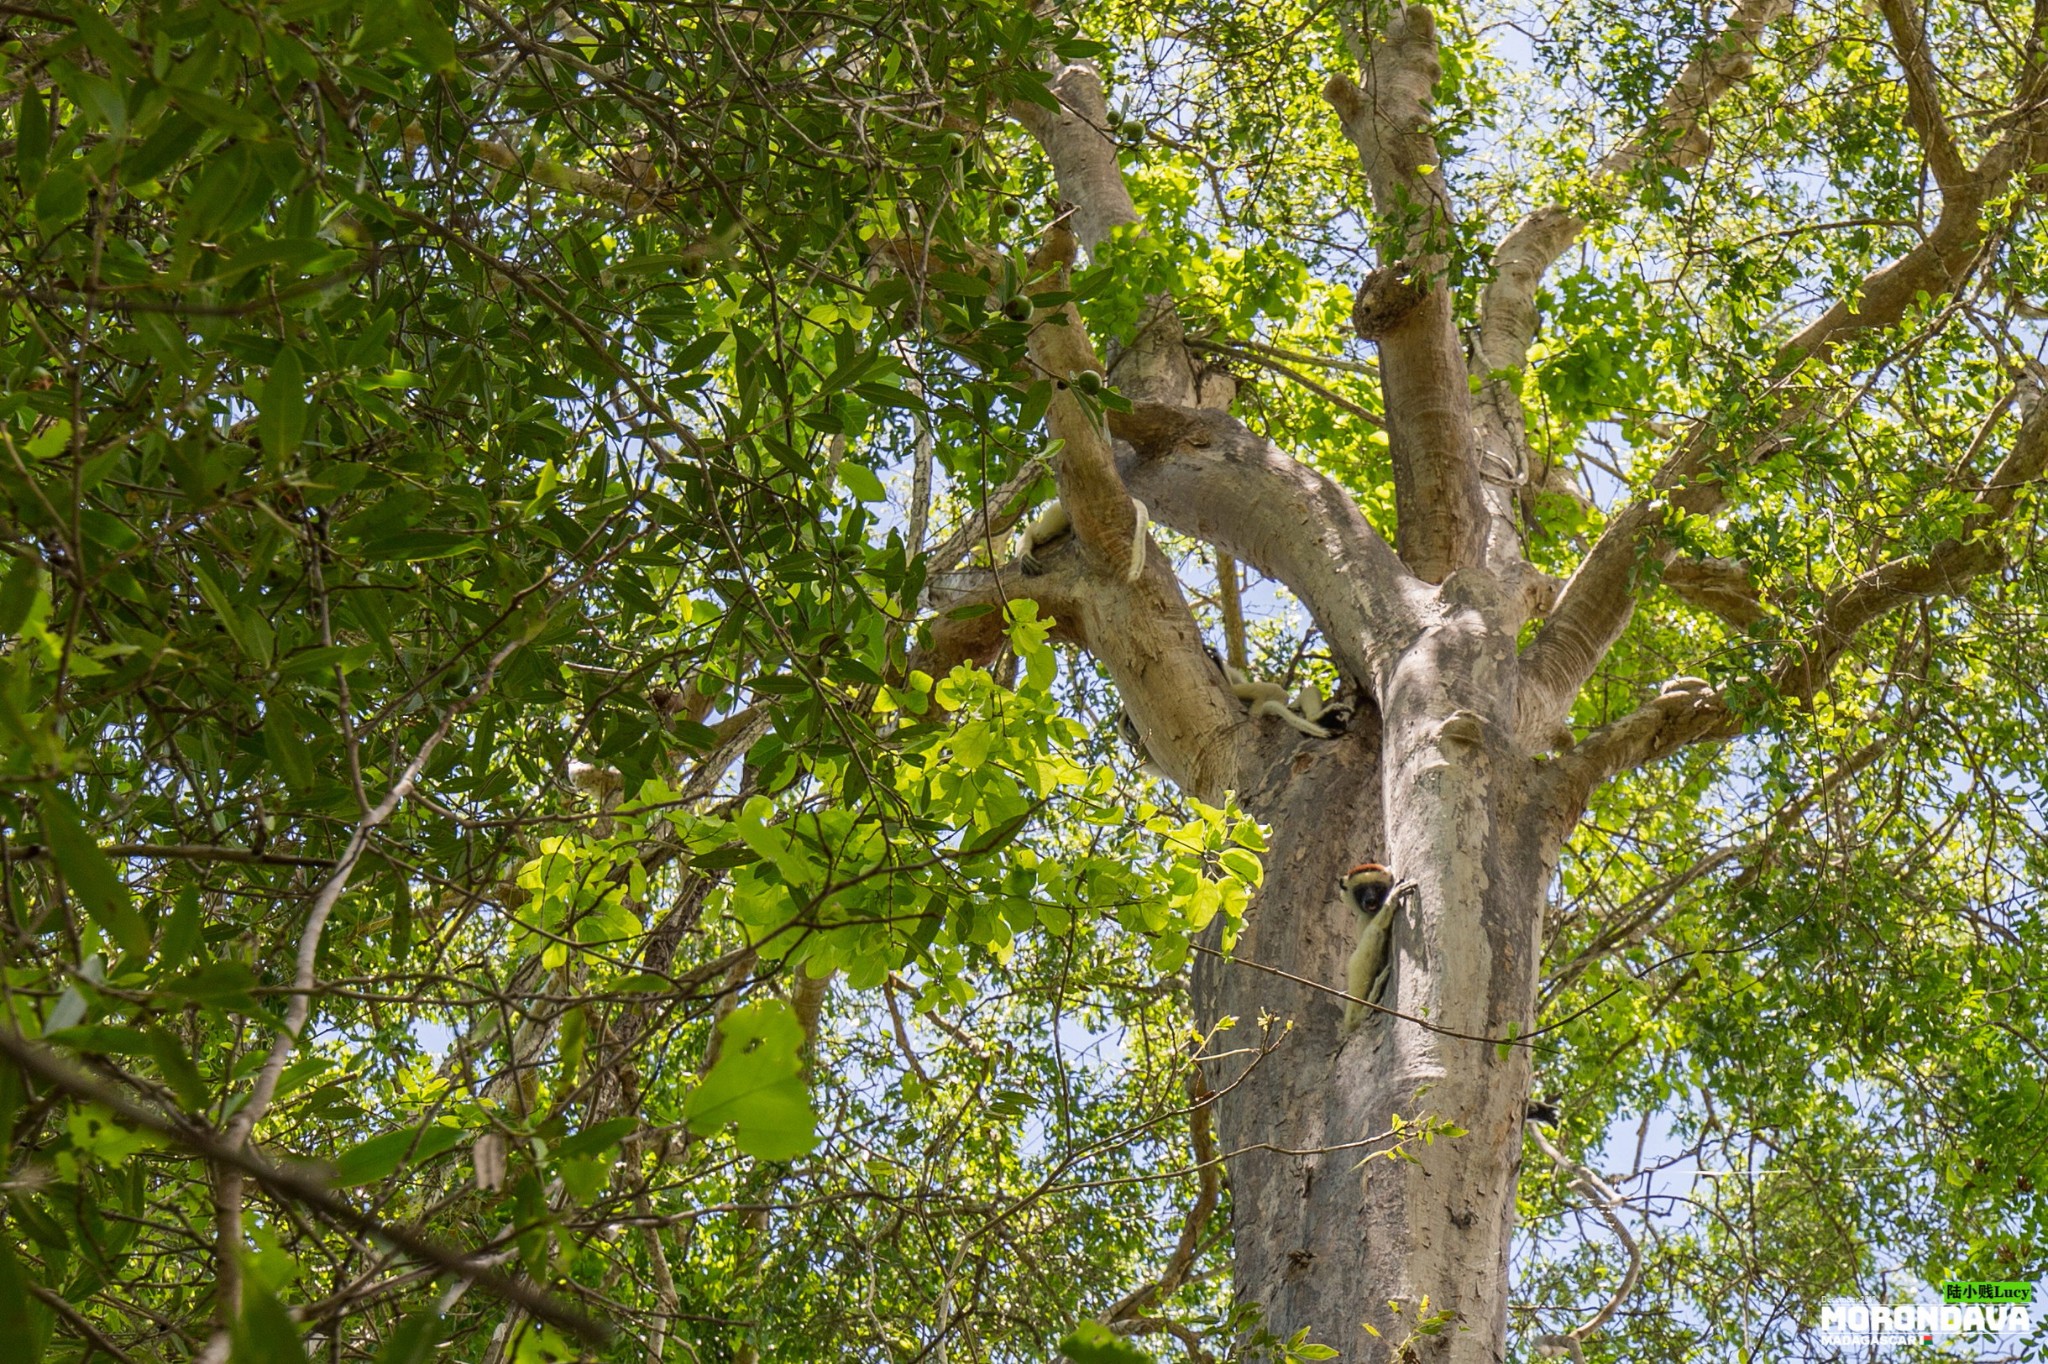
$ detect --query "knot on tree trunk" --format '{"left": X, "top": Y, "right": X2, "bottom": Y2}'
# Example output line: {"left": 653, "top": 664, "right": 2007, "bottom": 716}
{"left": 1351, "top": 260, "right": 1432, "bottom": 338}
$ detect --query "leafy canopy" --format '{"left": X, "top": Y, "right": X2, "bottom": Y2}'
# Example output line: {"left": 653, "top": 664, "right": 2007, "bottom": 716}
{"left": 2, "top": 0, "right": 2046, "bottom": 1361}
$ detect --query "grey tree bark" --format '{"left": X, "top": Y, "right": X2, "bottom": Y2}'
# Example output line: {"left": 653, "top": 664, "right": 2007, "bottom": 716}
{"left": 910, "top": 1, "right": 2048, "bottom": 1357}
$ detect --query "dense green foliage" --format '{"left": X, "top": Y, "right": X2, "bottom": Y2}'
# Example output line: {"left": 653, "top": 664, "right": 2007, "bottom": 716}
{"left": 1, "top": 0, "right": 2045, "bottom": 1361}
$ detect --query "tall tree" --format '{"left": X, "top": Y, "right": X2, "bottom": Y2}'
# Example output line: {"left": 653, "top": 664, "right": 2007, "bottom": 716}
{"left": 3, "top": 2, "right": 2047, "bottom": 1363}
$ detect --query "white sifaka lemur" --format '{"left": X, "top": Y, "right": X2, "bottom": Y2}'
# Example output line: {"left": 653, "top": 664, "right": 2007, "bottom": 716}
{"left": 1340, "top": 862, "right": 1398, "bottom": 1029}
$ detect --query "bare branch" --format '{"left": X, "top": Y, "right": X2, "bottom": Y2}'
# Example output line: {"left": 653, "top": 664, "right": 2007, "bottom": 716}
{"left": 1187, "top": 341, "right": 1386, "bottom": 429}
{"left": 1528, "top": 1125, "right": 1642, "bottom": 1353}
{"left": 1876, "top": 0, "right": 1969, "bottom": 193}
{"left": 1660, "top": 557, "right": 1769, "bottom": 628}
{"left": 211, "top": 611, "right": 548, "bottom": 1313}
{"left": 0, "top": 842, "right": 334, "bottom": 868}
{"left": 1191, "top": 338, "right": 1379, "bottom": 378}
{"left": 1476, "top": 0, "right": 1792, "bottom": 382}
{"left": 1677, "top": 69, "right": 2048, "bottom": 456}
{"left": 1109, "top": 403, "right": 1422, "bottom": 688}
{"left": 1010, "top": 65, "right": 1139, "bottom": 254}
{"left": 1516, "top": 499, "right": 1669, "bottom": 745}
{"left": 1103, "top": 1068, "right": 1221, "bottom": 1325}
{"left": 1323, "top": 6, "right": 1485, "bottom": 582}
{"left": 1012, "top": 70, "right": 1221, "bottom": 411}
{"left": 1323, "top": 7, "right": 1456, "bottom": 260}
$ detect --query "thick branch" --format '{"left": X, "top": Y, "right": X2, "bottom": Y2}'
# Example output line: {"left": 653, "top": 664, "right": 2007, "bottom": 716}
{"left": 1553, "top": 397, "right": 2048, "bottom": 790}
{"left": 1552, "top": 680, "right": 1734, "bottom": 801}
{"left": 917, "top": 557, "right": 1249, "bottom": 802}
{"left": 1009, "top": 65, "right": 1139, "bottom": 254}
{"left": 1516, "top": 499, "right": 1668, "bottom": 745}
{"left": 1876, "top": 0, "right": 1969, "bottom": 194}
{"left": 1476, "top": 0, "right": 1791, "bottom": 381}
{"left": 1660, "top": 557, "right": 1769, "bottom": 628}
{"left": 1108, "top": 404, "right": 1423, "bottom": 689}
{"left": 1323, "top": 7, "right": 1456, "bottom": 261}
{"left": 1013, "top": 69, "right": 1221, "bottom": 410}
{"left": 1663, "top": 70, "right": 2048, "bottom": 501}
{"left": 1523, "top": 82, "right": 2048, "bottom": 734}
{"left": 1501, "top": 0, "right": 2036, "bottom": 699}
{"left": 1324, "top": 7, "right": 1485, "bottom": 582}
{"left": 1025, "top": 226, "right": 1150, "bottom": 582}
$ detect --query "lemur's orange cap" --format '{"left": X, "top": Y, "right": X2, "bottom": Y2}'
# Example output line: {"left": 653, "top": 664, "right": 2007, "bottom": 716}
{"left": 1345, "top": 862, "right": 1391, "bottom": 878}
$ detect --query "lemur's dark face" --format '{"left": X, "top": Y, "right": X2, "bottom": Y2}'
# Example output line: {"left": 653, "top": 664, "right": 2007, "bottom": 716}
{"left": 1341, "top": 863, "right": 1394, "bottom": 905}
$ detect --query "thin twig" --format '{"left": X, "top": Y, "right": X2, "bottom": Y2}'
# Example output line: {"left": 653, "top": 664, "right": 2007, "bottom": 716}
{"left": 0, "top": 843, "right": 335, "bottom": 868}
{"left": 1189, "top": 340, "right": 1386, "bottom": 428}
{"left": 1528, "top": 1124, "right": 1642, "bottom": 1355}
{"left": 0, "top": 1031, "right": 610, "bottom": 1345}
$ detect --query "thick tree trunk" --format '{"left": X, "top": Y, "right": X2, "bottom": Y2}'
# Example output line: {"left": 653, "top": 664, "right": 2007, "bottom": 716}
{"left": 1197, "top": 588, "right": 1570, "bottom": 1363}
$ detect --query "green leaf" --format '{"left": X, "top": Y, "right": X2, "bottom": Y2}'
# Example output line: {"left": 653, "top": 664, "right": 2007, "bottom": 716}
{"left": 0, "top": 1234, "right": 44, "bottom": 1364}
{"left": 23, "top": 420, "right": 69, "bottom": 460}
{"left": 156, "top": 886, "right": 203, "bottom": 973}
{"left": 371, "top": 1311, "right": 442, "bottom": 1364}
{"left": 258, "top": 350, "right": 308, "bottom": 465}
{"left": 6, "top": 1193, "right": 66, "bottom": 1258}
{"left": 165, "top": 960, "right": 259, "bottom": 1008}
{"left": 275, "top": 644, "right": 376, "bottom": 680}
{"left": 394, "top": 0, "right": 459, "bottom": 72}
{"left": 352, "top": 530, "right": 482, "bottom": 562}
{"left": 558, "top": 1154, "right": 611, "bottom": 1204}
{"left": 15, "top": 81, "right": 47, "bottom": 185}
{"left": 1058, "top": 1320, "right": 1155, "bottom": 1363}
{"left": 609, "top": 971, "right": 670, "bottom": 993}
{"left": 190, "top": 561, "right": 270, "bottom": 662}
{"left": 230, "top": 1277, "right": 305, "bottom": 1364}
{"left": 263, "top": 695, "right": 318, "bottom": 792}
{"left": 37, "top": 788, "right": 147, "bottom": 956}
{"left": 331, "top": 1122, "right": 465, "bottom": 1187}
{"left": 33, "top": 169, "right": 87, "bottom": 230}
{"left": 555, "top": 1116, "right": 638, "bottom": 1160}
{"left": 840, "top": 462, "right": 887, "bottom": 502}
{"left": 66, "top": 1103, "right": 161, "bottom": 1165}
{"left": 0, "top": 557, "right": 45, "bottom": 638}
{"left": 121, "top": 112, "right": 206, "bottom": 186}
{"left": 43, "top": 1025, "right": 152, "bottom": 1056}
{"left": 682, "top": 1000, "right": 819, "bottom": 1160}
{"left": 145, "top": 1027, "right": 209, "bottom": 1109}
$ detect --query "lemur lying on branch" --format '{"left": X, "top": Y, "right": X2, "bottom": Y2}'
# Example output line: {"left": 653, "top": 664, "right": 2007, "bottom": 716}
{"left": 1013, "top": 498, "right": 1147, "bottom": 583}
{"left": 1221, "top": 661, "right": 1352, "bottom": 738}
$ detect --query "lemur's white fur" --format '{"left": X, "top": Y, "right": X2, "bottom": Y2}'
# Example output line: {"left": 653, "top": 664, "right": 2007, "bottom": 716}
{"left": 1341, "top": 864, "right": 1399, "bottom": 1030}
{"left": 1221, "top": 663, "right": 1352, "bottom": 739}
{"left": 1014, "top": 498, "right": 1148, "bottom": 582}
